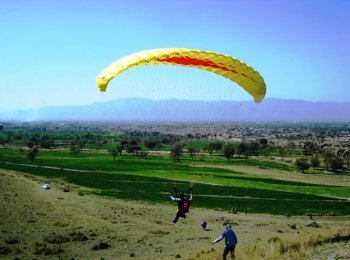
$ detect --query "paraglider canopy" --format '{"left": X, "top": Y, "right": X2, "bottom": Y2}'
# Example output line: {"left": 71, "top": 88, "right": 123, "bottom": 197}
{"left": 96, "top": 48, "right": 266, "bottom": 103}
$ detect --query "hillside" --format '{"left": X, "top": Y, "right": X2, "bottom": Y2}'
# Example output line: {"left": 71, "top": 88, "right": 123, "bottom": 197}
{"left": 1, "top": 169, "right": 349, "bottom": 259}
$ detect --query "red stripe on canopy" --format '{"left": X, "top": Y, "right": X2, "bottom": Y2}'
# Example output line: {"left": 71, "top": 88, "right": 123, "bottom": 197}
{"left": 158, "top": 57, "right": 238, "bottom": 74}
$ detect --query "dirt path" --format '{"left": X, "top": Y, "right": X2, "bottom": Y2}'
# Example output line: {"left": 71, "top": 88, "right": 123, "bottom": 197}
{"left": 1, "top": 169, "right": 349, "bottom": 259}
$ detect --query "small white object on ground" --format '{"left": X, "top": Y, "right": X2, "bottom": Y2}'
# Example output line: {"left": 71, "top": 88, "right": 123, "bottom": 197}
{"left": 41, "top": 184, "right": 50, "bottom": 189}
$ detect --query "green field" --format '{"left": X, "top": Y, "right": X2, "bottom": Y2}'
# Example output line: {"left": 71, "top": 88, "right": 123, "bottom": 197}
{"left": 1, "top": 148, "right": 349, "bottom": 216}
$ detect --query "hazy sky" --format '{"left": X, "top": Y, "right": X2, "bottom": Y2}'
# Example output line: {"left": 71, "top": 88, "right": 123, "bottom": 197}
{"left": 0, "top": 0, "right": 349, "bottom": 112}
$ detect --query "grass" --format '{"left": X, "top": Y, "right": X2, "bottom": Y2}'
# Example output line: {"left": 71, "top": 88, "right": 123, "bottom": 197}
{"left": 1, "top": 148, "right": 349, "bottom": 199}
{"left": 193, "top": 155, "right": 297, "bottom": 172}
{"left": 1, "top": 148, "right": 350, "bottom": 216}
{"left": 1, "top": 162, "right": 348, "bottom": 216}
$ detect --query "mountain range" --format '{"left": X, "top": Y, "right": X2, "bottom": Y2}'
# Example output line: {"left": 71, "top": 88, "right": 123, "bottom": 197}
{"left": 1, "top": 98, "right": 350, "bottom": 122}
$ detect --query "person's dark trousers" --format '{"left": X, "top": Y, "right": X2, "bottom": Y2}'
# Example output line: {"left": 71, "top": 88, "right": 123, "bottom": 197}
{"left": 223, "top": 245, "right": 235, "bottom": 260}
{"left": 172, "top": 211, "right": 186, "bottom": 223}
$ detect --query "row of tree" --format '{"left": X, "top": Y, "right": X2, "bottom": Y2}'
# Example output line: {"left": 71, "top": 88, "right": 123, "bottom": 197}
{"left": 9, "top": 134, "right": 350, "bottom": 173}
{"left": 295, "top": 153, "right": 349, "bottom": 173}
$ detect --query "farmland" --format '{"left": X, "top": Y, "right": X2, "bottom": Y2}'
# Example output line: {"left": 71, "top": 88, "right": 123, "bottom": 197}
{"left": 0, "top": 121, "right": 349, "bottom": 259}
{"left": 1, "top": 121, "right": 349, "bottom": 215}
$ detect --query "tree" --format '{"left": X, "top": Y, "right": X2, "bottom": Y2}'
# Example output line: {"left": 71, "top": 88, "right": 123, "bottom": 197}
{"left": 0, "top": 136, "right": 7, "bottom": 147}
{"left": 223, "top": 143, "right": 235, "bottom": 161}
{"left": 322, "top": 151, "right": 333, "bottom": 171}
{"left": 259, "top": 138, "right": 268, "bottom": 148}
{"left": 120, "top": 139, "right": 128, "bottom": 146}
{"left": 212, "top": 141, "right": 223, "bottom": 153}
{"left": 310, "top": 156, "right": 320, "bottom": 169}
{"left": 248, "top": 142, "right": 260, "bottom": 157}
{"left": 69, "top": 143, "right": 81, "bottom": 157}
{"left": 170, "top": 143, "right": 183, "bottom": 162}
{"left": 41, "top": 139, "right": 55, "bottom": 150}
{"left": 116, "top": 144, "right": 124, "bottom": 155}
{"left": 94, "top": 140, "right": 103, "bottom": 150}
{"left": 127, "top": 145, "right": 141, "bottom": 156}
{"left": 77, "top": 141, "right": 85, "bottom": 151}
{"left": 108, "top": 149, "right": 118, "bottom": 161}
{"left": 188, "top": 147, "right": 198, "bottom": 160}
{"left": 345, "top": 154, "right": 350, "bottom": 172}
{"left": 295, "top": 158, "right": 310, "bottom": 173}
{"left": 277, "top": 146, "right": 287, "bottom": 161}
{"left": 330, "top": 157, "right": 344, "bottom": 172}
{"left": 261, "top": 145, "right": 271, "bottom": 158}
{"left": 27, "top": 147, "right": 39, "bottom": 162}
{"left": 144, "top": 139, "right": 158, "bottom": 150}
{"left": 136, "top": 150, "right": 148, "bottom": 158}
{"left": 302, "top": 142, "right": 319, "bottom": 156}
{"left": 128, "top": 138, "right": 140, "bottom": 146}
{"left": 27, "top": 141, "right": 36, "bottom": 150}
{"left": 237, "top": 142, "right": 248, "bottom": 158}
{"left": 203, "top": 142, "right": 215, "bottom": 155}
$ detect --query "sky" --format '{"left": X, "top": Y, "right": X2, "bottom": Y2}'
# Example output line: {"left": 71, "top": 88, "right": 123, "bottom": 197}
{"left": 0, "top": 0, "right": 349, "bottom": 112}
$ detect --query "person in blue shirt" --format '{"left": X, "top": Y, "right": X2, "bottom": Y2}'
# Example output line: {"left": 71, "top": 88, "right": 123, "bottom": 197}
{"left": 212, "top": 224, "right": 238, "bottom": 260}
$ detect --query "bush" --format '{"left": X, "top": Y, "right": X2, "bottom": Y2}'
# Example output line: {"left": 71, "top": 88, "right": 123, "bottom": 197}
{"left": 33, "top": 242, "right": 63, "bottom": 255}
{"left": 92, "top": 241, "right": 110, "bottom": 250}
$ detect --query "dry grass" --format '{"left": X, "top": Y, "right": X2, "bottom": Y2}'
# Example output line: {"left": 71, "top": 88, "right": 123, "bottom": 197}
{"left": 191, "top": 227, "right": 350, "bottom": 260}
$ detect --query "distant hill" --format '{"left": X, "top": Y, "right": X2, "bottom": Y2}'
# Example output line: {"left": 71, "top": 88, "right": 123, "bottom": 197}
{"left": 1, "top": 98, "right": 350, "bottom": 122}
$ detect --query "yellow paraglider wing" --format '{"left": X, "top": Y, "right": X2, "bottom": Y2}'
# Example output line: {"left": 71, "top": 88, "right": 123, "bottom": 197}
{"left": 96, "top": 48, "right": 266, "bottom": 103}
